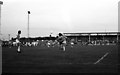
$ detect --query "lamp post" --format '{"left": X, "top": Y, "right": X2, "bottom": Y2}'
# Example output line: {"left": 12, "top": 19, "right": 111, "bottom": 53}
{"left": 0, "top": 1, "right": 3, "bottom": 40}
{"left": 28, "top": 11, "right": 30, "bottom": 38}
{"left": 8, "top": 34, "right": 10, "bottom": 41}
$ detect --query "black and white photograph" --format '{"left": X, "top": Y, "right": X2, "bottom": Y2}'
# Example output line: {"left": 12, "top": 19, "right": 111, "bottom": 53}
{"left": 0, "top": 0, "right": 119, "bottom": 74}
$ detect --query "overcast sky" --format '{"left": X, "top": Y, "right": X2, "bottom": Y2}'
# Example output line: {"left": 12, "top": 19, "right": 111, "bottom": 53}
{"left": 1, "top": 0, "right": 119, "bottom": 39}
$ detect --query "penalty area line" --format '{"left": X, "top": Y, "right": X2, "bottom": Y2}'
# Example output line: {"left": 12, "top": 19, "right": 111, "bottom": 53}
{"left": 94, "top": 52, "right": 109, "bottom": 64}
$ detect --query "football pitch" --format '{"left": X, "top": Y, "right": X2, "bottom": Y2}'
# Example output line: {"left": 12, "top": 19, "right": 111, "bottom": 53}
{"left": 2, "top": 45, "right": 118, "bottom": 73}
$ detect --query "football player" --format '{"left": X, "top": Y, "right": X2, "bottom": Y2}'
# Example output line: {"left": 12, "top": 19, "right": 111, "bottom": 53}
{"left": 16, "top": 30, "right": 21, "bottom": 53}
{"left": 56, "top": 33, "right": 67, "bottom": 51}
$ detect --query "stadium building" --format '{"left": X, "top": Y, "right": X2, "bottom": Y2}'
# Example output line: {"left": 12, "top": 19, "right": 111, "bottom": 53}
{"left": 63, "top": 32, "right": 120, "bottom": 45}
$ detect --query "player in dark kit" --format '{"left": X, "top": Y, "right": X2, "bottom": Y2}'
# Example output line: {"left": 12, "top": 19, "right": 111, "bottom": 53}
{"left": 56, "top": 33, "right": 67, "bottom": 51}
{"left": 16, "top": 30, "right": 21, "bottom": 53}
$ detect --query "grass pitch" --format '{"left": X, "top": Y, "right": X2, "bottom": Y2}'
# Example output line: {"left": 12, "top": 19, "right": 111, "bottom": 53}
{"left": 2, "top": 45, "right": 118, "bottom": 73}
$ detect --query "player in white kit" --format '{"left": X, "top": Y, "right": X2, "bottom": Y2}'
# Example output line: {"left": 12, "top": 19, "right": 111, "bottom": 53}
{"left": 16, "top": 30, "right": 21, "bottom": 53}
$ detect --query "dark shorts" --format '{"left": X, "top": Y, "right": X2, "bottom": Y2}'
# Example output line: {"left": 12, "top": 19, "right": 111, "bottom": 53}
{"left": 17, "top": 42, "right": 20, "bottom": 46}
{"left": 59, "top": 42, "right": 63, "bottom": 45}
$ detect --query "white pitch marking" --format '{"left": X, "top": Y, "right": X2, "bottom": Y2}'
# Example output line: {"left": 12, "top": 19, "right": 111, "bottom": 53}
{"left": 94, "top": 52, "right": 109, "bottom": 64}
{"left": 56, "top": 62, "right": 93, "bottom": 65}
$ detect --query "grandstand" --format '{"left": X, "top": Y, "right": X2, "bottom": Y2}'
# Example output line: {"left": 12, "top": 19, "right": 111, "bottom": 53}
{"left": 64, "top": 32, "right": 120, "bottom": 45}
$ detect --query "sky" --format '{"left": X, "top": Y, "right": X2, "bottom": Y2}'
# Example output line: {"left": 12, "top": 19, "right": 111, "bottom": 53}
{"left": 0, "top": 0, "right": 119, "bottom": 40}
